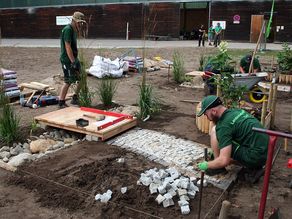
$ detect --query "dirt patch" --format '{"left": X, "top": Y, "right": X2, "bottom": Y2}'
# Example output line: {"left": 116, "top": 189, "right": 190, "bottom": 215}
{"left": 0, "top": 47, "right": 291, "bottom": 218}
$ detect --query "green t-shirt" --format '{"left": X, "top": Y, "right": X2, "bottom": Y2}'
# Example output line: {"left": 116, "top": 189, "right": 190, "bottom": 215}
{"left": 240, "top": 56, "right": 261, "bottom": 73}
{"left": 60, "top": 24, "right": 78, "bottom": 64}
{"left": 214, "top": 26, "right": 222, "bottom": 34}
{"left": 216, "top": 109, "right": 268, "bottom": 167}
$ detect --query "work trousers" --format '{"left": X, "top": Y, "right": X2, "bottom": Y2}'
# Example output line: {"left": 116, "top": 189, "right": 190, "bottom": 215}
{"left": 214, "top": 34, "right": 221, "bottom": 47}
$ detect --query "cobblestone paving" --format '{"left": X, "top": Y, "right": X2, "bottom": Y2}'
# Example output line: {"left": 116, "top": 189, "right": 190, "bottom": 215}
{"left": 107, "top": 128, "right": 240, "bottom": 190}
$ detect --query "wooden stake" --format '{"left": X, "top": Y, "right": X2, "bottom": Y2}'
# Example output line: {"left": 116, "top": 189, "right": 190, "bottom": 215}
{"left": 270, "top": 84, "right": 278, "bottom": 128}
{"left": 284, "top": 138, "right": 288, "bottom": 152}
{"left": 267, "top": 83, "right": 274, "bottom": 111}
{"left": 218, "top": 200, "right": 231, "bottom": 219}
{"left": 261, "top": 100, "right": 267, "bottom": 126}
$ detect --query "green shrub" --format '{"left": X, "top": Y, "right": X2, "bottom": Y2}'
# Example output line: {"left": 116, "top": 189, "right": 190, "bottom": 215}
{"left": 97, "top": 78, "right": 117, "bottom": 107}
{"left": 0, "top": 104, "right": 20, "bottom": 144}
{"left": 277, "top": 43, "right": 292, "bottom": 72}
{"left": 138, "top": 83, "right": 160, "bottom": 120}
{"left": 172, "top": 51, "right": 185, "bottom": 83}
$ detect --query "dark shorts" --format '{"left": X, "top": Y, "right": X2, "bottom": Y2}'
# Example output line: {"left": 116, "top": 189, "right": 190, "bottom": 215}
{"left": 61, "top": 63, "right": 80, "bottom": 84}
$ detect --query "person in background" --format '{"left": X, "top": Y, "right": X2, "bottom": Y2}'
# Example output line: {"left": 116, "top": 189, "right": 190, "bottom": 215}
{"left": 58, "top": 11, "right": 86, "bottom": 108}
{"left": 208, "top": 24, "right": 214, "bottom": 46}
{"left": 213, "top": 23, "right": 222, "bottom": 47}
{"left": 196, "top": 95, "right": 268, "bottom": 179}
{"left": 240, "top": 54, "right": 261, "bottom": 73}
{"left": 198, "top": 24, "right": 206, "bottom": 47}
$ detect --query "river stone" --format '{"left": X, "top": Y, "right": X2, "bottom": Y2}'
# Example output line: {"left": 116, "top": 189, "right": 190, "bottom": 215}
{"left": 8, "top": 153, "right": 33, "bottom": 167}
{"left": 30, "top": 139, "right": 56, "bottom": 153}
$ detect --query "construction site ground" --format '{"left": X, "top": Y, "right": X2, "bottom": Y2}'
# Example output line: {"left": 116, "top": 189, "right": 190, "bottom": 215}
{"left": 0, "top": 45, "right": 291, "bottom": 219}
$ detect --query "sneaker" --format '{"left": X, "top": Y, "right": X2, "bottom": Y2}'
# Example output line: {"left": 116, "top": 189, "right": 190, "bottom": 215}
{"left": 70, "top": 94, "right": 79, "bottom": 105}
{"left": 205, "top": 168, "right": 227, "bottom": 176}
{"left": 58, "top": 100, "right": 69, "bottom": 109}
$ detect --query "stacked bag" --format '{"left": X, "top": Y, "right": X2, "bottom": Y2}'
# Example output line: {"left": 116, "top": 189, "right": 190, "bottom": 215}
{"left": 122, "top": 56, "right": 143, "bottom": 72}
{"left": 0, "top": 68, "right": 20, "bottom": 97}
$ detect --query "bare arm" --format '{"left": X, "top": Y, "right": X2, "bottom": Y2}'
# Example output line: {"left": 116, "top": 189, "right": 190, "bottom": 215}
{"left": 207, "top": 145, "right": 232, "bottom": 169}
{"left": 65, "top": 41, "right": 75, "bottom": 63}
{"left": 240, "top": 66, "right": 245, "bottom": 73}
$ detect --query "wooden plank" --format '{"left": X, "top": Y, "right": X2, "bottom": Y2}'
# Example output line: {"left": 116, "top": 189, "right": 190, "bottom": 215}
{"left": 19, "top": 82, "right": 49, "bottom": 91}
{"left": 185, "top": 71, "right": 204, "bottom": 77}
{"left": 34, "top": 107, "right": 137, "bottom": 141}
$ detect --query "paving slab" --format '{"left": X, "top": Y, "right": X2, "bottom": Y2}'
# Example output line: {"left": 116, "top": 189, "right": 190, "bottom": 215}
{"left": 107, "top": 128, "right": 241, "bottom": 190}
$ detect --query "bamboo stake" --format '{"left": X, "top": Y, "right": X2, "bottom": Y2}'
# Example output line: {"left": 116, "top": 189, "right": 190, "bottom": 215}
{"left": 216, "top": 74, "right": 221, "bottom": 97}
{"left": 248, "top": 20, "right": 266, "bottom": 74}
{"left": 261, "top": 100, "right": 267, "bottom": 126}
{"left": 270, "top": 84, "right": 278, "bottom": 128}
{"left": 284, "top": 138, "right": 288, "bottom": 152}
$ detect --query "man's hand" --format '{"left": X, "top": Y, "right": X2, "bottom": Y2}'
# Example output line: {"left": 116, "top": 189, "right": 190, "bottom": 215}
{"left": 71, "top": 59, "right": 80, "bottom": 70}
{"left": 197, "top": 161, "right": 208, "bottom": 171}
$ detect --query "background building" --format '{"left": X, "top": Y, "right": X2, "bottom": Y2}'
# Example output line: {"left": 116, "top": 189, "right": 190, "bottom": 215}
{"left": 0, "top": 0, "right": 291, "bottom": 42}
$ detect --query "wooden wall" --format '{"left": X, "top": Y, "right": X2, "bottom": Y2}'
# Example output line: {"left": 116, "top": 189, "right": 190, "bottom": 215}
{"left": 0, "top": 3, "right": 180, "bottom": 39}
{"left": 211, "top": 1, "right": 292, "bottom": 42}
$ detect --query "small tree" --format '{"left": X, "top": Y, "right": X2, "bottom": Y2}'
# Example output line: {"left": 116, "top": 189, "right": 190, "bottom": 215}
{"left": 207, "top": 42, "right": 247, "bottom": 107}
{"left": 277, "top": 43, "right": 292, "bottom": 73}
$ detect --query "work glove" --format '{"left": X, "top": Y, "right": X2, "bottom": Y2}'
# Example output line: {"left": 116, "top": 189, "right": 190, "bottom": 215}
{"left": 71, "top": 59, "right": 80, "bottom": 70}
{"left": 197, "top": 161, "right": 208, "bottom": 171}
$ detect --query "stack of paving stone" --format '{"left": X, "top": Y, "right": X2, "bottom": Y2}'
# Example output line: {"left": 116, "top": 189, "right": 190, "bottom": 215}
{"left": 0, "top": 68, "right": 20, "bottom": 97}
{"left": 137, "top": 167, "right": 200, "bottom": 215}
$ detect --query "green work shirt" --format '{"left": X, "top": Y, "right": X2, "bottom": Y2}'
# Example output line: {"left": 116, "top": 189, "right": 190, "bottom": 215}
{"left": 60, "top": 24, "right": 78, "bottom": 64}
{"left": 240, "top": 56, "right": 261, "bottom": 73}
{"left": 214, "top": 26, "right": 222, "bottom": 34}
{"left": 216, "top": 109, "right": 269, "bottom": 168}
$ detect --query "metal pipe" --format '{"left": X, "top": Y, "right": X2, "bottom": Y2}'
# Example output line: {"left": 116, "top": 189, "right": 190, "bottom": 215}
{"left": 258, "top": 135, "right": 277, "bottom": 219}
{"left": 252, "top": 127, "right": 292, "bottom": 219}
{"left": 252, "top": 127, "right": 292, "bottom": 139}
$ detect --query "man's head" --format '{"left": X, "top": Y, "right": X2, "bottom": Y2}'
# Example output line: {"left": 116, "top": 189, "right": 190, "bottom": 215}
{"left": 217, "top": 23, "right": 220, "bottom": 26}
{"left": 197, "top": 95, "right": 223, "bottom": 122}
{"left": 72, "top": 12, "right": 86, "bottom": 23}
{"left": 246, "top": 54, "right": 252, "bottom": 63}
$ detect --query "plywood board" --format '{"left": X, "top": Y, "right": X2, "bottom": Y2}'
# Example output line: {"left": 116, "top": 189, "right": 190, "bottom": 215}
{"left": 34, "top": 107, "right": 137, "bottom": 141}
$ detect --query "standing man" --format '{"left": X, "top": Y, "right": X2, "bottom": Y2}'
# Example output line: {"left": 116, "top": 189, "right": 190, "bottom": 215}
{"left": 208, "top": 24, "right": 214, "bottom": 46}
{"left": 213, "top": 23, "right": 222, "bottom": 47}
{"left": 59, "top": 11, "right": 86, "bottom": 108}
{"left": 198, "top": 24, "right": 206, "bottom": 47}
{"left": 196, "top": 95, "right": 268, "bottom": 179}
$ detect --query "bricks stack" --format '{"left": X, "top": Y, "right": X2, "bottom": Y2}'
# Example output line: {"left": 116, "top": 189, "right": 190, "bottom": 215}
{"left": 0, "top": 68, "right": 20, "bottom": 98}
{"left": 137, "top": 167, "right": 201, "bottom": 215}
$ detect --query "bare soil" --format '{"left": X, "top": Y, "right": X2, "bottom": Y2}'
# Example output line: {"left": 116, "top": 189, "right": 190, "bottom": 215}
{"left": 0, "top": 47, "right": 291, "bottom": 219}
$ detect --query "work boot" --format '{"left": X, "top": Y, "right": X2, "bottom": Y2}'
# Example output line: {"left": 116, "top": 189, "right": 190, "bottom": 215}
{"left": 58, "top": 100, "right": 68, "bottom": 109}
{"left": 205, "top": 168, "right": 227, "bottom": 176}
{"left": 238, "top": 167, "right": 264, "bottom": 184}
{"left": 70, "top": 94, "right": 79, "bottom": 105}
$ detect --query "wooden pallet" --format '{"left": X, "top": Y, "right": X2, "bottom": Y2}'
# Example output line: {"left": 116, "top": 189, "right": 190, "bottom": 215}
{"left": 34, "top": 107, "right": 137, "bottom": 141}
